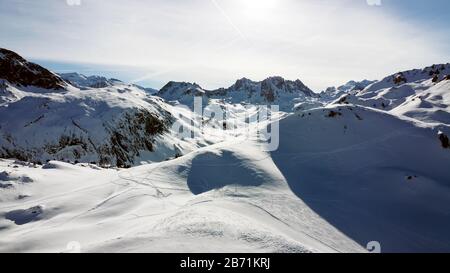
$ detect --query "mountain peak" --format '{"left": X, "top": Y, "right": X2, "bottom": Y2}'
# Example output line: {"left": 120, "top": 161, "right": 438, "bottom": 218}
{"left": 231, "top": 77, "right": 257, "bottom": 90}
{"left": 0, "top": 48, "right": 66, "bottom": 90}
{"left": 58, "top": 72, "right": 122, "bottom": 89}
{"left": 320, "top": 79, "right": 376, "bottom": 101}
{"left": 157, "top": 81, "right": 205, "bottom": 101}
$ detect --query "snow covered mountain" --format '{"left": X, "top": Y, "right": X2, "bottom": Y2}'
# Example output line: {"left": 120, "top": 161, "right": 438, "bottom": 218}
{"left": 320, "top": 79, "right": 376, "bottom": 101}
{"left": 332, "top": 64, "right": 450, "bottom": 122}
{"left": 58, "top": 72, "right": 122, "bottom": 89}
{"left": 157, "top": 76, "right": 318, "bottom": 111}
{"left": 58, "top": 72, "right": 158, "bottom": 94}
{"left": 1, "top": 47, "right": 450, "bottom": 253}
{"left": 0, "top": 49, "right": 198, "bottom": 167}
{"left": 0, "top": 48, "right": 66, "bottom": 91}
{"left": 365, "top": 63, "right": 450, "bottom": 92}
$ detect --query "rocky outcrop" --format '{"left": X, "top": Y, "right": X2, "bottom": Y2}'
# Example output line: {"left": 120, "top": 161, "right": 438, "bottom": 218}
{"left": 438, "top": 132, "right": 449, "bottom": 149}
{"left": 157, "top": 76, "right": 317, "bottom": 107}
{"left": 393, "top": 73, "right": 407, "bottom": 85}
{"left": 0, "top": 48, "right": 66, "bottom": 90}
{"left": 0, "top": 107, "right": 172, "bottom": 168}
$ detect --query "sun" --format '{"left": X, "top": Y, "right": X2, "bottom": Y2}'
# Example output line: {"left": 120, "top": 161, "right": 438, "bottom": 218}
{"left": 240, "top": 0, "right": 278, "bottom": 20}
{"left": 242, "top": 0, "right": 277, "bottom": 10}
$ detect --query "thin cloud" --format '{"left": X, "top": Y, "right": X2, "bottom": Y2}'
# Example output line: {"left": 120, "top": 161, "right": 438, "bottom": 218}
{"left": 1, "top": 0, "right": 449, "bottom": 91}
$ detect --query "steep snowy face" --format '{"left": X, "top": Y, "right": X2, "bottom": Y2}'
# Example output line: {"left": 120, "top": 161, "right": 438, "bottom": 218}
{"left": 157, "top": 76, "right": 318, "bottom": 111}
{"left": 0, "top": 48, "right": 66, "bottom": 91}
{"left": 58, "top": 73, "right": 122, "bottom": 89}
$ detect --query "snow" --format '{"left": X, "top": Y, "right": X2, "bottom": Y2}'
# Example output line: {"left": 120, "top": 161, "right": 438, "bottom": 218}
{"left": 274, "top": 105, "right": 450, "bottom": 252}
{"left": 364, "top": 63, "right": 450, "bottom": 92}
{"left": 2, "top": 100, "right": 450, "bottom": 252}
{"left": 157, "top": 77, "right": 319, "bottom": 111}
{"left": 0, "top": 146, "right": 363, "bottom": 252}
{"left": 58, "top": 73, "right": 122, "bottom": 89}
{"left": 0, "top": 81, "right": 207, "bottom": 166}
{"left": 392, "top": 80, "right": 450, "bottom": 126}
{"left": 1, "top": 51, "right": 450, "bottom": 252}
{"left": 320, "top": 79, "right": 376, "bottom": 101}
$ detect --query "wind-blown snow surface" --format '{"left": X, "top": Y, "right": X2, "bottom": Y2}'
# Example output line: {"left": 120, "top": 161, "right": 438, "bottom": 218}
{"left": 274, "top": 106, "right": 450, "bottom": 252}
{"left": 0, "top": 144, "right": 364, "bottom": 253}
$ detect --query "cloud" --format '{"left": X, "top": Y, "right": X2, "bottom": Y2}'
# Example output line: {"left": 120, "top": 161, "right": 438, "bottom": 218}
{"left": 1, "top": 0, "right": 449, "bottom": 91}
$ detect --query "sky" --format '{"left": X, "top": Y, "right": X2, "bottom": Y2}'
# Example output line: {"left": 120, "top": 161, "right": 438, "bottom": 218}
{"left": 1, "top": 0, "right": 449, "bottom": 91}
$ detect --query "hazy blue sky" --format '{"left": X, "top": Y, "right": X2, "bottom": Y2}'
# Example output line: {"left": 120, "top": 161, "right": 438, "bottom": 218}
{"left": 1, "top": 0, "right": 449, "bottom": 91}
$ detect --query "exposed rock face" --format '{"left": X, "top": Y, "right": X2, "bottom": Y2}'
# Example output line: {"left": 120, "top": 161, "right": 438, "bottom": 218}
{"left": 158, "top": 81, "right": 204, "bottom": 100}
{"left": 439, "top": 132, "right": 450, "bottom": 149}
{"left": 259, "top": 77, "right": 316, "bottom": 102}
{"left": 0, "top": 48, "right": 66, "bottom": 90}
{"left": 394, "top": 73, "right": 407, "bottom": 85}
{"left": 97, "top": 108, "right": 172, "bottom": 168}
{"left": 157, "top": 76, "right": 317, "bottom": 109}
{"left": 0, "top": 106, "right": 172, "bottom": 168}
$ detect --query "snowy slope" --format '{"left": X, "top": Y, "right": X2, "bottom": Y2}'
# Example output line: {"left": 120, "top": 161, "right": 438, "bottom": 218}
{"left": 0, "top": 141, "right": 364, "bottom": 253}
{"left": 275, "top": 105, "right": 450, "bottom": 252}
{"left": 392, "top": 80, "right": 450, "bottom": 126}
{"left": 330, "top": 64, "right": 450, "bottom": 117}
{"left": 365, "top": 63, "right": 450, "bottom": 92}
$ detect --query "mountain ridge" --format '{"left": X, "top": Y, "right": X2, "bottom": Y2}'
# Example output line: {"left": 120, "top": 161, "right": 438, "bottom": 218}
{"left": 0, "top": 48, "right": 66, "bottom": 90}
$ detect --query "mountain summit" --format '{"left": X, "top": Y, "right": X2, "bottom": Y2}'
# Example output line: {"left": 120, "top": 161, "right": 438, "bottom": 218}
{"left": 0, "top": 48, "right": 66, "bottom": 90}
{"left": 58, "top": 72, "right": 122, "bottom": 89}
{"left": 157, "top": 76, "right": 317, "bottom": 110}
